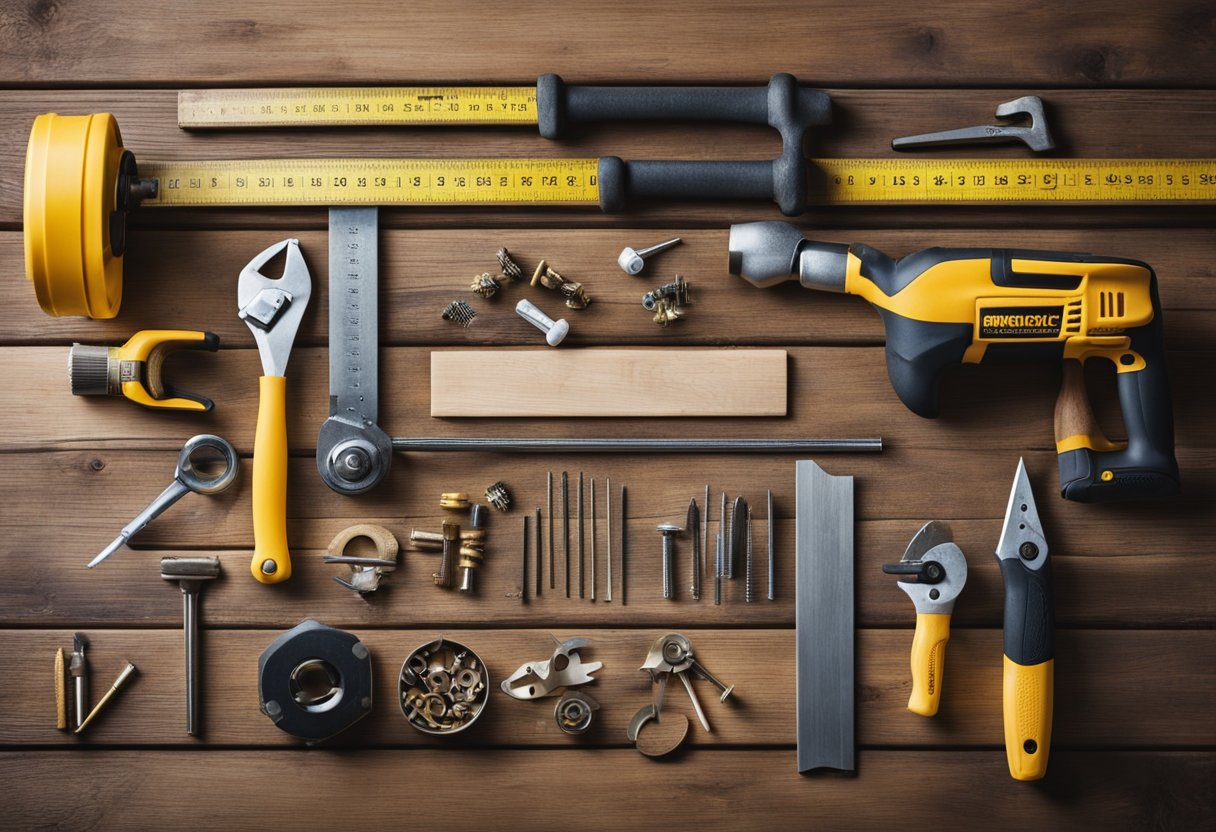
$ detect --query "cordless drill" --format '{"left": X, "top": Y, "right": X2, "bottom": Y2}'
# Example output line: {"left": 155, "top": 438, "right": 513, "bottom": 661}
{"left": 728, "top": 221, "right": 1179, "bottom": 502}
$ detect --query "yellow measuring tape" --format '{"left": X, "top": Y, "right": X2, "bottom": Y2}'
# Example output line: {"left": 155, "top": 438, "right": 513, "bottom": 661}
{"left": 142, "top": 158, "right": 1216, "bottom": 206}
{"left": 178, "top": 87, "right": 539, "bottom": 127}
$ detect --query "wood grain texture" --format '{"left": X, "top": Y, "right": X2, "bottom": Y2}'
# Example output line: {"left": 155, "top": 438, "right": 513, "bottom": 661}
{"left": 3, "top": 2, "right": 1214, "bottom": 828}
{"left": 1, "top": 1, "right": 1213, "bottom": 87}
{"left": 430, "top": 349, "right": 788, "bottom": 416}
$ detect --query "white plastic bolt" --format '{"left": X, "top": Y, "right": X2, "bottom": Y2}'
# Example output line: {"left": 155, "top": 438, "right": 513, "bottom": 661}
{"left": 617, "top": 237, "right": 682, "bottom": 275}
{"left": 515, "top": 298, "right": 569, "bottom": 346}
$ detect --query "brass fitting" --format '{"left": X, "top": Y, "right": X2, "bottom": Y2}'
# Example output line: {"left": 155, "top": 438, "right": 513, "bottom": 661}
{"left": 440, "top": 492, "right": 471, "bottom": 510}
{"left": 530, "top": 259, "right": 590, "bottom": 309}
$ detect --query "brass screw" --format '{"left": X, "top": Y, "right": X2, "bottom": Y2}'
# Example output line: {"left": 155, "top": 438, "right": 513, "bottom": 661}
{"left": 497, "top": 248, "right": 524, "bottom": 282}
{"left": 530, "top": 259, "right": 590, "bottom": 309}
{"left": 470, "top": 273, "right": 500, "bottom": 298}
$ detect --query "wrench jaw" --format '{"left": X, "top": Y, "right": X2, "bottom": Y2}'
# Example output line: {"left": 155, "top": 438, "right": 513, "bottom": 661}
{"left": 238, "top": 238, "right": 312, "bottom": 377}
{"left": 317, "top": 415, "right": 394, "bottom": 495}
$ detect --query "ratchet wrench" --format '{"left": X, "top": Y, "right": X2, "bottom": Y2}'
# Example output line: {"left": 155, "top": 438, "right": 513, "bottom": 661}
{"left": 238, "top": 239, "right": 311, "bottom": 583}
{"left": 88, "top": 434, "right": 239, "bottom": 567}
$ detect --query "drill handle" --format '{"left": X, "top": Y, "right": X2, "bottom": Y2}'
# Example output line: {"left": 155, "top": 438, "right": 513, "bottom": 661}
{"left": 1054, "top": 321, "right": 1179, "bottom": 500}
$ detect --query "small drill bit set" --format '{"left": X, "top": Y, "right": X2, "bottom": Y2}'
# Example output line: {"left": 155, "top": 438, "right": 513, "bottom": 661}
{"left": 655, "top": 487, "right": 777, "bottom": 604}
{"left": 523, "top": 472, "right": 627, "bottom": 604}
{"left": 53, "top": 634, "right": 137, "bottom": 735}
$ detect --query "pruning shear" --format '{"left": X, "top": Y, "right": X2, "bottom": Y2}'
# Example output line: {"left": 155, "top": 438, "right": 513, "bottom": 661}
{"left": 238, "top": 239, "right": 311, "bottom": 584}
{"left": 882, "top": 521, "right": 967, "bottom": 716}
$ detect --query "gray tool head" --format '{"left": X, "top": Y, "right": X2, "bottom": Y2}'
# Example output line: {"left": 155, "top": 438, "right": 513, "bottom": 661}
{"left": 883, "top": 521, "right": 967, "bottom": 615}
{"left": 237, "top": 238, "right": 312, "bottom": 377}
{"left": 160, "top": 556, "right": 222, "bottom": 582}
{"left": 728, "top": 222, "right": 850, "bottom": 292}
{"left": 891, "top": 95, "right": 1054, "bottom": 152}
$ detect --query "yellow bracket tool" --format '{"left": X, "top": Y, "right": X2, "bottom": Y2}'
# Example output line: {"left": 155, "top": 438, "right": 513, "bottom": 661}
{"left": 996, "top": 459, "right": 1055, "bottom": 781}
{"left": 238, "top": 239, "right": 311, "bottom": 585}
{"left": 69, "top": 329, "right": 220, "bottom": 411}
{"left": 882, "top": 522, "right": 968, "bottom": 717}
{"left": 23, "top": 111, "right": 1216, "bottom": 319}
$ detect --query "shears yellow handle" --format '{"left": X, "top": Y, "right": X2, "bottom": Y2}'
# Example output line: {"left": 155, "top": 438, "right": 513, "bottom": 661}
{"left": 1002, "top": 656, "right": 1053, "bottom": 781}
{"left": 251, "top": 375, "right": 290, "bottom": 583}
{"left": 908, "top": 612, "right": 951, "bottom": 716}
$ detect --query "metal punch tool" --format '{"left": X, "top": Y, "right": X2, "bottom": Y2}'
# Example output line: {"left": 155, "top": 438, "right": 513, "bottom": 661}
{"left": 89, "top": 435, "right": 239, "bottom": 568}
{"left": 892, "top": 95, "right": 1054, "bottom": 152}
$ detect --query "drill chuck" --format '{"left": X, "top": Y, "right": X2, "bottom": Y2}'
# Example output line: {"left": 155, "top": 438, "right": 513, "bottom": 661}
{"left": 728, "top": 221, "right": 848, "bottom": 292}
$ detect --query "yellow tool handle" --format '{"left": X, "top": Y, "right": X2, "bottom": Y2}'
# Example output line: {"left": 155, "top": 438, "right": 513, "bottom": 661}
{"left": 908, "top": 612, "right": 951, "bottom": 717}
{"left": 1002, "top": 655, "right": 1054, "bottom": 781}
{"left": 251, "top": 375, "right": 291, "bottom": 584}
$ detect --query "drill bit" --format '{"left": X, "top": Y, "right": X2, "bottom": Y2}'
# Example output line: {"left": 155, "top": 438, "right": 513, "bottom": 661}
{"left": 767, "top": 489, "right": 775, "bottom": 601}
{"left": 70, "top": 633, "right": 88, "bottom": 730}
{"left": 745, "top": 505, "right": 754, "bottom": 603}
{"left": 590, "top": 477, "right": 597, "bottom": 601}
{"left": 577, "top": 472, "right": 585, "bottom": 599}
{"left": 606, "top": 478, "right": 613, "bottom": 603}
{"left": 688, "top": 498, "right": 701, "bottom": 601}
{"left": 535, "top": 507, "right": 543, "bottom": 598}
{"left": 547, "top": 471, "right": 555, "bottom": 591}
{"left": 75, "top": 661, "right": 137, "bottom": 734}
{"left": 55, "top": 647, "right": 66, "bottom": 730}
{"left": 714, "top": 532, "right": 723, "bottom": 606}
{"left": 521, "top": 514, "right": 529, "bottom": 604}
{"left": 703, "top": 484, "right": 710, "bottom": 592}
{"left": 562, "top": 472, "right": 570, "bottom": 597}
{"left": 620, "top": 483, "right": 628, "bottom": 606}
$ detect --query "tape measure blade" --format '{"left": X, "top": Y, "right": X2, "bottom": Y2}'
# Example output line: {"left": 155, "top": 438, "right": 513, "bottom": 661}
{"left": 178, "top": 87, "right": 540, "bottom": 128}
{"left": 811, "top": 159, "right": 1216, "bottom": 204}
{"left": 141, "top": 159, "right": 600, "bottom": 206}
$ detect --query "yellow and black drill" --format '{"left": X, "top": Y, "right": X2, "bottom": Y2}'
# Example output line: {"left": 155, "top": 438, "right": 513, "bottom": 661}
{"left": 728, "top": 221, "right": 1179, "bottom": 502}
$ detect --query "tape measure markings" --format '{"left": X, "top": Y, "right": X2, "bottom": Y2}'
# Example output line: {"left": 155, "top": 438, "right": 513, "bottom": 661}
{"left": 143, "top": 157, "right": 1216, "bottom": 207}
{"left": 815, "top": 159, "right": 1216, "bottom": 203}
{"left": 142, "top": 158, "right": 599, "bottom": 206}
{"left": 179, "top": 87, "right": 539, "bottom": 128}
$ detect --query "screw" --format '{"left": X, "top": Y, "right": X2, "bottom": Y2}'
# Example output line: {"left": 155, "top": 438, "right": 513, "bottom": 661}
{"left": 496, "top": 247, "right": 524, "bottom": 281}
{"left": 441, "top": 299, "right": 476, "bottom": 328}
{"left": 515, "top": 298, "right": 569, "bottom": 346}
{"left": 470, "top": 273, "right": 500, "bottom": 298}
{"left": 657, "top": 523, "right": 682, "bottom": 600}
{"left": 618, "top": 237, "right": 682, "bottom": 275}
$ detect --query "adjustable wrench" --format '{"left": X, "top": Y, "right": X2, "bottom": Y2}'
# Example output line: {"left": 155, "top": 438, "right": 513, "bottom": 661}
{"left": 238, "top": 239, "right": 311, "bottom": 583}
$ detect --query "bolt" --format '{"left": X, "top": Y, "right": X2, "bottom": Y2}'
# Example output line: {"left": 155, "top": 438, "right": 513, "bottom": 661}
{"left": 657, "top": 523, "right": 683, "bottom": 600}
{"left": 618, "top": 237, "right": 682, "bottom": 275}
{"left": 515, "top": 298, "right": 569, "bottom": 346}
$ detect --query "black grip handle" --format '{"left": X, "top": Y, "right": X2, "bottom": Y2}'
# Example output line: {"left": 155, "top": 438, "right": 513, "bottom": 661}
{"left": 1058, "top": 295, "right": 1180, "bottom": 501}
{"left": 999, "top": 556, "right": 1054, "bottom": 666}
{"left": 536, "top": 74, "right": 831, "bottom": 217}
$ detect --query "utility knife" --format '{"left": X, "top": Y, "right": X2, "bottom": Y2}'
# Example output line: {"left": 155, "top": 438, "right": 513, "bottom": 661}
{"left": 996, "top": 458, "right": 1054, "bottom": 781}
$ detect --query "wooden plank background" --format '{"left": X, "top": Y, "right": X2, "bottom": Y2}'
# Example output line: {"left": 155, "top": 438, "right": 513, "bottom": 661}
{"left": 1, "top": 2, "right": 1214, "bottom": 829}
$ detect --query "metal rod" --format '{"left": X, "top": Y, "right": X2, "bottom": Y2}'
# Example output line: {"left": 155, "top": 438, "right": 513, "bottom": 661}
{"left": 521, "top": 514, "right": 529, "bottom": 604}
{"left": 577, "top": 472, "right": 585, "bottom": 599}
{"left": 606, "top": 478, "right": 613, "bottom": 603}
{"left": 745, "top": 505, "right": 754, "bottom": 603}
{"left": 620, "top": 484, "right": 627, "bottom": 606}
{"left": 714, "top": 532, "right": 723, "bottom": 606}
{"left": 767, "top": 489, "right": 775, "bottom": 601}
{"left": 394, "top": 437, "right": 881, "bottom": 453}
{"left": 590, "top": 477, "right": 597, "bottom": 601}
{"left": 535, "top": 507, "right": 543, "bottom": 598}
{"left": 547, "top": 472, "right": 555, "bottom": 590}
{"left": 562, "top": 472, "right": 570, "bottom": 598}
{"left": 702, "top": 484, "right": 710, "bottom": 596}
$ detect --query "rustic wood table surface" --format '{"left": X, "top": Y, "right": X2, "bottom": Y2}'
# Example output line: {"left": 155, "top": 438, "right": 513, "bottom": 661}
{"left": 1, "top": 2, "right": 1213, "bottom": 829}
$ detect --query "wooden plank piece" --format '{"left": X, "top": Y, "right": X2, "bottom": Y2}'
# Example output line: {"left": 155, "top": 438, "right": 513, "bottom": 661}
{"left": 431, "top": 349, "right": 787, "bottom": 417}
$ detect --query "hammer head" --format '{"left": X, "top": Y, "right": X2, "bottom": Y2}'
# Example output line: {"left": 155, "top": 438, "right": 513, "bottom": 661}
{"left": 160, "top": 556, "right": 222, "bottom": 583}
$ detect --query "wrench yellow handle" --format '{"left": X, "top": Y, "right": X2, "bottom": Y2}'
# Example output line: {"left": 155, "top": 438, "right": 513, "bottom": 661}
{"left": 251, "top": 375, "right": 291, "bottom": 583}
{"left": 1002, "top": 655, "right": 1053, "bottom": 781}
{"left": 908, "top": 612, "right": 950, "bottom": 716}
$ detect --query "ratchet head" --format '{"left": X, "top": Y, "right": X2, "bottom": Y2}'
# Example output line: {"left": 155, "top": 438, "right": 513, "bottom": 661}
{"left": 238, "top": 239, "right": 312, "bottom": 376}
